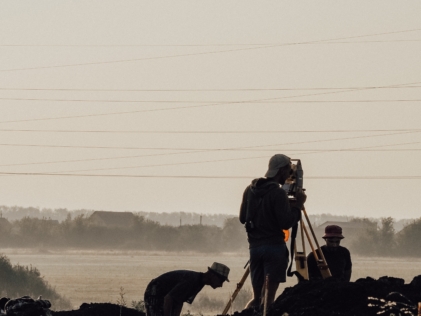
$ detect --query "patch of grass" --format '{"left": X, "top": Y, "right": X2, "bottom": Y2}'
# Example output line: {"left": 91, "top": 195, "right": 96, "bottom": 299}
{"left": 0, "top": 254, "right": 72, "bottom": 310}
{"left": 189, "top": 287, "right": 252, "bottom": 314}
{"left": 131, "top": 299, "right": 145, "bottom": 312}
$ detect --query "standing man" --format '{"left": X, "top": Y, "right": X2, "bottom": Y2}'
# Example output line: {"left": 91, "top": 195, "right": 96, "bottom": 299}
{"left": 307, "top": 225, "right": 352, "bottom": 281}
{"left": 239, "top": 154, "right": 306, "bottom": 309}
{"left": 144, "top": 262, "right": 230, "bottom": 316}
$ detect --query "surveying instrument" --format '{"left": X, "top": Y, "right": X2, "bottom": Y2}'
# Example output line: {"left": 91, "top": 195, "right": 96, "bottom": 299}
{"left": 221, "top": 159, "right": 331, "bottom": 315}
{"left": 284, "top": 159, "right": 331, "bottom": 281}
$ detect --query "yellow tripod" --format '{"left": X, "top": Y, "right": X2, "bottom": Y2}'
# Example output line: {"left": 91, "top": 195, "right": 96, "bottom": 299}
{"left": 294, "top": 208, "right": 331, "bottom": 280}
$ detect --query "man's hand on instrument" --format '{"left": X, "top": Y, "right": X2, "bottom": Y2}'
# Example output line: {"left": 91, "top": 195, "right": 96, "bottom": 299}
{"left": 290, "top": 188, "right": 307, "bottom": 209}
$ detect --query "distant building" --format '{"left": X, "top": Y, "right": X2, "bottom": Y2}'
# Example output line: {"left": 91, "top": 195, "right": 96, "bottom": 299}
{"left": 89, "top": 211, "right": 135, "bottom": 228}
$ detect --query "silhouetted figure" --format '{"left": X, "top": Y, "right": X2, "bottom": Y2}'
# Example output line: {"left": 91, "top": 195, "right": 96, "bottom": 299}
{"left": 239, "top": 154, "right": 306, "bottom": 309}
{"left": 144, "top": 262, "right": 229, "bottom": 316}
{"left": 307, "top": 225, "right": 352, "bottom": 281}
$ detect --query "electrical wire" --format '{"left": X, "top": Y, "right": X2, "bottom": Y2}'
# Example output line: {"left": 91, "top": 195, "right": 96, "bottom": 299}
{"left": 0, "top": 131, "right": 418, "bottom": 152}
{"left": 0, "top": 86, "right": 420, "bottom": 92}
{"left": 35, "top": 130, "right": 419, "bottom": 174}
{"left": 1, "top": 39, "right": 421, "bottom": 47}
{"left": 1, "top": 27, "right": 420, "bottom": 73}
{"left": 0, "top": 133, "right": 419, "bottom": 177}
{"left": 0, "top": 128, "right": 420, "bottom": 134}
{"left": 0, "top": 172, "right": 419, "bottom": 180}
{"left": 1, "top": 81, "right": 420, "bottom": 125}
{"left": 1, "top": 144, "right": 420, "bottom": 169}
{"left": 1, "top": 98, "right": 421, "bottom": 103}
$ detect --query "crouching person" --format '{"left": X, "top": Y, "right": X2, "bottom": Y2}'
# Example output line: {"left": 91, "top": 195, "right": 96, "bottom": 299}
{"left": 144, "top": 262, "right": 230, "bottom": 316}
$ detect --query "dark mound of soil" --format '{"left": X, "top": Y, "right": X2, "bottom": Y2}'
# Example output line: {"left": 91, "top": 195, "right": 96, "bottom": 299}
{"left": 234, "top": 275, "right": 421, "bottom": 316}
{"left": 52, "top": 303, "right": 145, "bottom": 316}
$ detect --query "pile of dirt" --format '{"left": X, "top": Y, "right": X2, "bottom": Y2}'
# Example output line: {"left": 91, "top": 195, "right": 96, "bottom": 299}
{"left": 52, "top": 303, "right": 145, "bottom": 316}
{"left": 234, "top": 275, "right": 421, "bottom": 316}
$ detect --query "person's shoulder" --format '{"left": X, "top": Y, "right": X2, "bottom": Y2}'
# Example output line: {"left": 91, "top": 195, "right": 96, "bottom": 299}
{"left": 158, "top": 270, "right": 191, "bottom": 278}
{"left": 269, "top": 183, "right": 287, "bottom": 197}
{"left": 338, "top": 246, "right": 351, "bottom": 254}
{"left": 180, "top": 270, "right": 201, "bottom": 278}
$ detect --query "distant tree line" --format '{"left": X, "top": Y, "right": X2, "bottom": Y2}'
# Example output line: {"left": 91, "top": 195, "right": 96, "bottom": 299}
{"left": 1, "top": 205, "right": 411, "bottom": 230}
{"left": 0, "top": 214, "right": 248, "bottom": 252}
{"left": 1, "top": 206, "right": 420, "bottom": 256}
{"left": 0, "top": 205, "right": 233, "bottom": 228}
{"left": 349, "top": 217, "right": 421, "bottom": 257}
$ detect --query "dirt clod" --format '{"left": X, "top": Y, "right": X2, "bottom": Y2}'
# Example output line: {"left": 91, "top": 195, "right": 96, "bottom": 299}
{"left": 233, "top": 275, "right": 421, "bottom": 316}
{"left": 52, "top": 303, "right": 145, "bottom": 316}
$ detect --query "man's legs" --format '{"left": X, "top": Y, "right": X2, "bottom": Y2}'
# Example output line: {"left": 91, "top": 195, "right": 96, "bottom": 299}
{"left": 265, "top": 281, "right": 280, "bottom": 305}
{"left": 262, "top": 244, "right": 288, "bottom": 305}
{"left": 246, "top": 244, "right": 288, "bottom": 309}
{"left": 246, "top": 246, "right": 264, "bottom": 309}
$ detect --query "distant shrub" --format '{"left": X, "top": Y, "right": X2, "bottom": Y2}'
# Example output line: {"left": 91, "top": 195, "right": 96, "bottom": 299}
{"left": 0, "top": 254, "right": 72, "bottom": 310}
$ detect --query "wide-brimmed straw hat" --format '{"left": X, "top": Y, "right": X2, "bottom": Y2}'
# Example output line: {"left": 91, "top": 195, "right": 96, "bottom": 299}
{"left": 208, "top": 262, "right": 230, "bottom": 282}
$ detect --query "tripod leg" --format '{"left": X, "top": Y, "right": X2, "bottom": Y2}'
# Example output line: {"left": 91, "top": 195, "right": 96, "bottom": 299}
{"left": 302, "top": 207, "right": 332, "bottom": 279}
{"left": 221, "top": 266, "right": 250, "bottom": 315}
{"left": 293, "top": 220, "right": 309, "bottom": 280}
{"left": 301, "top": 220, "right": 319, "bottom": 261}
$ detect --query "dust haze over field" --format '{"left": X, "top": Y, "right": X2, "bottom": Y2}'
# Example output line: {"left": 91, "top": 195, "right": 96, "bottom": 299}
{"left": 3, "top": 249, "right": 421, "bottom": 315}
{"left": 2, "top": 209, "right": 421, "bottom": 314}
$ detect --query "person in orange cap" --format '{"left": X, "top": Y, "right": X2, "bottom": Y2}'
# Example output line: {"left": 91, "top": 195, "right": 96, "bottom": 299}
{"left": 307, "top": 225, "right": 352, "bottom": 281}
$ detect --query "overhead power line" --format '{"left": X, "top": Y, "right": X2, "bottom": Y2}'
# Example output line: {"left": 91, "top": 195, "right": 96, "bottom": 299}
{"left": 34, "top": 131, "right": 419, "bottom": 174}
{"left": 0, "top": 128, "right": 420, "bottom": 134}
{"left": 0, "top": 86, "right": 420, "bottom": 92}
{"left": 1, "top": 97, "right": 421, "bottom": 103}
{"left": 0, "top": 131, "right": 418, "bottom": 152}
{"left": 1, "top": 39, "right": 421, "bottom": 47}
{"left": 1, "top": 148, "right": 420, "bottom": 169}
{"left": 0, "top": 136, "right": 419, "bottom": 172}
{"left": 1, "top": 27, "right": 420, "bottom": 73}
{"left": 1, "top": 80, "right": 420, "bottom": 125}
{"left": 0, "top": 172, "right": 419, "bottom": 180}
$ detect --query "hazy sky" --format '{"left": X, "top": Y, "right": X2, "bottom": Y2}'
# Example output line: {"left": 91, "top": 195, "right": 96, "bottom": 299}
{"left": 0, "top": 1, "right": 420, "bottom": 219}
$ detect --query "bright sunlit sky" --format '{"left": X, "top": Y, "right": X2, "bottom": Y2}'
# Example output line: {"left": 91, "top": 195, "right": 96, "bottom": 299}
{"left": 0, "top": 1, "right": 420, "bottom": 219}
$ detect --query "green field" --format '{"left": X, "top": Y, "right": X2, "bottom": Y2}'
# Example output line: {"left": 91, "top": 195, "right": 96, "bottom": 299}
{"left": 2, "top": 249, "right": 421, "bottom": 314}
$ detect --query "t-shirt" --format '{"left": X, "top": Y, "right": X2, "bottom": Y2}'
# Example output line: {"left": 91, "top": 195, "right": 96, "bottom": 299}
{"left": 145, "top": 270, "right": 205, "bottom": 304}
{"left": 307, "top": 245, "right": 352, "bottom": 280}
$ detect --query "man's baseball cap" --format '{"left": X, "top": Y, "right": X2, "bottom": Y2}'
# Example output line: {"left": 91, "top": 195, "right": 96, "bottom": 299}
{"left": 265, "top": 154, "right": 291, "bottom": 178}
{"left": 208, "top": 262, "right": 230, "bottom": 282}
{"left": 323, "top": 225, "right": 344, "bottom": 239}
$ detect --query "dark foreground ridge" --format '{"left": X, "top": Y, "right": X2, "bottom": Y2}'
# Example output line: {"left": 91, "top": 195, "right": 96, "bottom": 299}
{"left": 3, "top": 275, "right": 421, "bottom": 316}
{"left": 52, "top": 303, "right": 145, "bottom": 316}
{"left": 234, "top": 275, "right": 421, "bottom": 316}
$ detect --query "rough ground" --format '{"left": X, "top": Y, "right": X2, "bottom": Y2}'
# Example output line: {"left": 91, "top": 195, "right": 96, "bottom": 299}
{"left": 234, "top": 275, "right": 421, "bottom": 316}
{"left": 7, "top": 275, "right": 421, "bottom": 316}
{"left": 52, "top": 303, "right": 145, "bottom": 316}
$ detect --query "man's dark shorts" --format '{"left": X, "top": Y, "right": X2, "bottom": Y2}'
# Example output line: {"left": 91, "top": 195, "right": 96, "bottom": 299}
{"left": 144, "top": 282, "right": 164, "bottom": 316}
{"left": 249, "top": 243, "right": 288, "bottom": 288}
